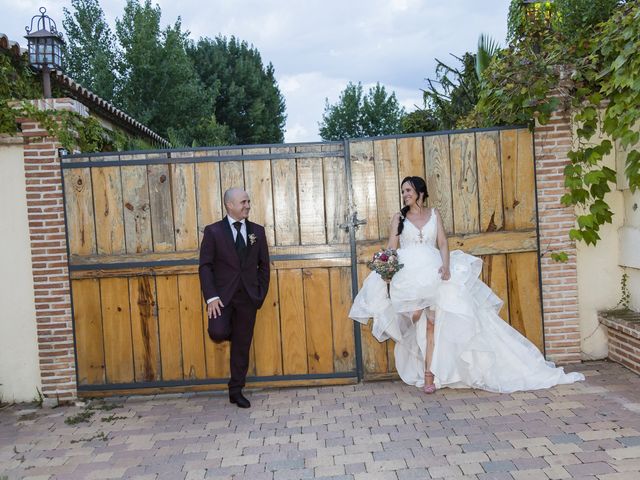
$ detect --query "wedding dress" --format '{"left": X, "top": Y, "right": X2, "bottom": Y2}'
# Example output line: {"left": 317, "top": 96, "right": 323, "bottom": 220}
{"left": 349, "top": 208, "right": 584, "bottom": 392}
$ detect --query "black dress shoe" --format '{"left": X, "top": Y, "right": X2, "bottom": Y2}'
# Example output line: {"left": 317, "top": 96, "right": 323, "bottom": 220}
{"left": 229, "top": 392, "right": 251, "bottom": 408}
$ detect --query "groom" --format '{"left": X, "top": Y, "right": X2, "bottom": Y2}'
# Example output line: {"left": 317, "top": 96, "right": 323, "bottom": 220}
{"left": 198, "top": 187, "right": 270, "bottom": 408}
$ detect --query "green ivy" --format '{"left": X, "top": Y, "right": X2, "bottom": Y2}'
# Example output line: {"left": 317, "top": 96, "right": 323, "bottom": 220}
{"left": 562, "top": 2, "right": 640, "bottom": 245}
{"left": 1, "top": 49, "right": 152, "bottom": 153}
{"left": 0, "top": 50, "right": 42, "bottom": 133}
{"left": 469, "top": 1, "right": 639, "bottom": 250}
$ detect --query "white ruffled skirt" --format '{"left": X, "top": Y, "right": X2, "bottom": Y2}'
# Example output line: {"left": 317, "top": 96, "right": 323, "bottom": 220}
{"left": 349, "top": 245, "right": 585, "bottom": 392}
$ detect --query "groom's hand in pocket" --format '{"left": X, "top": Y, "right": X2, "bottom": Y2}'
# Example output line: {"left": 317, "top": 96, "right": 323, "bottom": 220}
{"left": 207, "top": 298, "right": 224, "bottom": 319}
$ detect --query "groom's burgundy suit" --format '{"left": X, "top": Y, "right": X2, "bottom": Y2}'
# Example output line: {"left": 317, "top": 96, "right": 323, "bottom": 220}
{"left": 198, "top": 216, "right": 270, "bottom": 395}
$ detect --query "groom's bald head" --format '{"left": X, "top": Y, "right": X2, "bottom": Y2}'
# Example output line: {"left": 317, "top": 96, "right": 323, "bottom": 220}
{"left": 224, "top": 188, "right": 251, "bottom": 220}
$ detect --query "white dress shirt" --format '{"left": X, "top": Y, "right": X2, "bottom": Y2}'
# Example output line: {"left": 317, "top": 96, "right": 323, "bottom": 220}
{"left": 227, "top": 215, "right": 247, "bottom": 244}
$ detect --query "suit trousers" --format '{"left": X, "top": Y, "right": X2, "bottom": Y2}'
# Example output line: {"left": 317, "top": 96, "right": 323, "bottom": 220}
{"left": 208, "top": 285, "right": 257, "bottom": 394}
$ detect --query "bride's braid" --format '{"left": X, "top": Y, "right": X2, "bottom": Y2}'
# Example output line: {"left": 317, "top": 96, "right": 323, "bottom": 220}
{"left": 397, "top": 205, "right": 410, "bottom": 236}
{"left": 396, "top": 176, "right": 429, "bottom": 237}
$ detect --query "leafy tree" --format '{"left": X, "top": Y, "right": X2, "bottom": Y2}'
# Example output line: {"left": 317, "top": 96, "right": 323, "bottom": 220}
{"left": 319, "top": 82, "right": 405, "bottom": 140}
{"left": 62, "top": 0, "right": 118, "bottom": 100}
{"left": 476, "top": 34, "right": 500, "bottom": 80}
{"left": 187, "top": 36, "right": 286, "bottom": 145}
{"left": 403, "top": 52, "right": 480, "bottom": 133}
{"left": 361, "top": 83, "right": 405, "bottom": 137}
{"left": 114, "top": 0, "right": 212, "bottom": 144}
{"left": 401, "top": 108, "right": 439, "bottom": 134}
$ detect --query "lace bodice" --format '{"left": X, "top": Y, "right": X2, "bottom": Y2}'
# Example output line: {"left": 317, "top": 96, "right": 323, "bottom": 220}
{"left": 399, "top": 208, "right": 437, "bottom": 248}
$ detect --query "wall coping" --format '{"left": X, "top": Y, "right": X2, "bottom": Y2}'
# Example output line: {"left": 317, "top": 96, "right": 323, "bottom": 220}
{"left": 599, "top": 309, "right": 640, "bottom": 340}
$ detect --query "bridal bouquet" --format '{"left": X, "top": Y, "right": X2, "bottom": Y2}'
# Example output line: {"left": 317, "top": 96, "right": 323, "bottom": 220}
{"left": 367, "top": 248, "right": 403, "bottom": 283}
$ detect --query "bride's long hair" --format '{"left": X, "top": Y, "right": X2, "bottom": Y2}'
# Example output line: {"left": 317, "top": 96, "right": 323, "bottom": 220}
{"left": 397, "top": 176, "right": 429, "bottom": 236}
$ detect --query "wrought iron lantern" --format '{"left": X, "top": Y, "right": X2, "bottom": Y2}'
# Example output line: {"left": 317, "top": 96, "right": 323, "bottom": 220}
{"left": 25, "top": 7, "right": 65, "bottom": 98}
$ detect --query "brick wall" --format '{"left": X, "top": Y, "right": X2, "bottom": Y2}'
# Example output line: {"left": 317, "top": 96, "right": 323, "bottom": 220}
{"left": 599, "top": 312, "right": 640, "bottom": 375}
{"left": 534, "top": 102, "right": 582, "bottom": 364}
{"left": 18, "top": 99, "right": 77, "bottom": 401}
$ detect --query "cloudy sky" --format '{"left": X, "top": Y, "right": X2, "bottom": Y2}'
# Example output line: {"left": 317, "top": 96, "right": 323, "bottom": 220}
{"left": 1, "top": 0, "right": 511, "bottom": 142}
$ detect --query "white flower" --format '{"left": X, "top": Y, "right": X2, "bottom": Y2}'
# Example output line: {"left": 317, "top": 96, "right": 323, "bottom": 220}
{"left": 248, "top": 233, "right": 257, "bottom": 246}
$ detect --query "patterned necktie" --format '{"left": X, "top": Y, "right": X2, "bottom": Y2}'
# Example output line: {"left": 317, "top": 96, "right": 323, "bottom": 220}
{"left": 233, "top": 221, "right": 246, "bottom": 255}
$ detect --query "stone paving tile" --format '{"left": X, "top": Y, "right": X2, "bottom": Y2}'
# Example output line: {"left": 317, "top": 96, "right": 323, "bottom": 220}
{"left": 1, "top": 361, "right": 640, "bottom": 479}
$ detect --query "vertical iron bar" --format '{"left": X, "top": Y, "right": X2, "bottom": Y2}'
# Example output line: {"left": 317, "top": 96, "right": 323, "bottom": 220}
{"left": 531, "top": 129, "right": 547, "bottom": 357}
{"left": 343, "top": 139, "right": 364, "bottom": 381}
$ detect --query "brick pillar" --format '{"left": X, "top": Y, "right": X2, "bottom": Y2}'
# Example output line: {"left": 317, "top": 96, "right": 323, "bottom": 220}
{"left": 534, "top": 99, "right": 582, "bottom": 364}
{"left": 17, "top": 99, "right": 77, "bottom": 401}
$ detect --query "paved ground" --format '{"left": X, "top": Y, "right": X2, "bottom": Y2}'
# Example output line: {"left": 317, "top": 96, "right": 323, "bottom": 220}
{"left": 2, "top": 360, "right": 640, "bottom": 480}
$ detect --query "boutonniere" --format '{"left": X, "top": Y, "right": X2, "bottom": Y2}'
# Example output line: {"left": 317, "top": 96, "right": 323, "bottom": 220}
{"left": 248, "top": 233, "right": 257, "bottom": 246}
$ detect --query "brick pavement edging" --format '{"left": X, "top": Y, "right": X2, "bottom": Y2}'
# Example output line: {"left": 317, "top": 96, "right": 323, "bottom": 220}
{"left": 599, "top": 310, "right": 640, "bottom": 375}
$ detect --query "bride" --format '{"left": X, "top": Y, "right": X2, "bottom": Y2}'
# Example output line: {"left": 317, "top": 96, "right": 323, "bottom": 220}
{"left": 349, "top": 176, "right": 584, "bottom": 394}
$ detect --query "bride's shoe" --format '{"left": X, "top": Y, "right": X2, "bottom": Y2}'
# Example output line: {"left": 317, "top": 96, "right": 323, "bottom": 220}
{"left": 423, "top": 372, "right": 436, "bottom": 394}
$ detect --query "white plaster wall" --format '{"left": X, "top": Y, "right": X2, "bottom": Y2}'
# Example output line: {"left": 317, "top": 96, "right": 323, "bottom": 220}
{"left": 620, "top": 189, "right": 640, "bottom": 311}
{"left": 575, "top": 133, "right": 623, "bottom": 360}
{"left": 0, "top": 139, "right": 42, "bottom": 402}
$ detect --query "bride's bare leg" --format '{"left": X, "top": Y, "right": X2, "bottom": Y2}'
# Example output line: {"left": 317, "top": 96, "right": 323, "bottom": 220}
{"left": 412, "top": 308, "right": 424, "bottom": 323}
{"left": 424, "top": 308, "right": 436, "bottom": 394}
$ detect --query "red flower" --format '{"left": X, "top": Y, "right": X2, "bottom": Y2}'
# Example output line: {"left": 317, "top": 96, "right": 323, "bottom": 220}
{"left": 379, "top": 254, "right": 389, "bottom": 262}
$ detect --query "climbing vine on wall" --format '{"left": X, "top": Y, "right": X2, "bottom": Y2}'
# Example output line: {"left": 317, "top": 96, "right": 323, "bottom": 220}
{"left": 468, "top": 0, "right": 639, "bottom": 247}
{"left": 1, "top": 49, "right": 150, "bottom": 153}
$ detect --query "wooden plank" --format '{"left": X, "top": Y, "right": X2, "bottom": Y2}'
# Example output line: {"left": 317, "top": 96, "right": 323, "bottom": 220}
{"left": 171, "top": 164, "right": 198, "bottom": 251}
{"left": 450, "top": 133, "right": 479, "bottom": 234}
{"left": 349, "top": 140, "right": 379, "bottom": 240}
{"left": 219, "top": 161, "right": 245, "bottom": 198}
{"left": 178, "top": 274, "right": 207, "bottom": 379}
{"left": 501, "top": 129, "right": 535, "bottom": 230}
{"left": 100, "top": 277, "right": 134, "bottom": 383}
{"left": 69, "top": 258, "right": 350, "bottom": 279}
{"left": 92, "top": 167, "right": 126, "bottom": 255}
{"left": 121, "top": 166, "right": 153, "bottom": 254}
{"left": 516, "top": 129, "right": 536, "bottom": 229}
{"left": 386, "top": 338, "right": 396, "bottom": 374}
{"left": 297, "top": 158, "right": 327, "bottom": 245}
{"left": 303, "top": 268, "right": 334, "bottom": 374}
{"left": 330, "top": 267, "right": 356, "bottom": 372}
{"left": 147, "top": 164, "right": 176, "bottom": 252}
{"left": 195, "top": 160, "right": 222, "bottom": 245}
{"left": 278, "top": 269, "right": 308, "bottom": 374}
{"left": 244, "top": 160, "right": 275, "bottom": 245}
{"left": 357, "top": 263, "right": 389, "bottom": 376}
{"left": 501, "top": 129, "right": 518, "bottom": 230}
{"left": 323, "top": 156, "right": 349, "bottom": 245}
{"left": 507, "top": 252, "right": 543, "bottom": 351}
{"left": 272, "top": 159, "right": 300, "bottom": 246}
{"left": 63, "top": 169, "right": 96, "bottom": 256}
{"left": 357, "top": 230, "right": 538, "bottom": 263}
{"left": 72, "top": 279, "right": 105, "bottom": 385}
{"left": 424, "top": 135, "right": 454, "bottom": 233}
{"left": 129, "top": 276, "right": 160, "bottom": 382}
{"left": 373, "top": 139, "right": 400, "bottom": 239}
{"left": 70, "top": 244, "right": 350, "bottom": 267}
{"left": 253, "top": 270, "right": 282, "bottom": 376}
{"left": 476, "top": 131, "right": 505, "bottom": 233}
{"left": 397, "top": 136, "right": 425, "bottom": 183}
{"left": 156, "top": 275, "right": 183, "bottom": 380}
{"left": 481, "top": 254, "right": 510, "bottom": 322}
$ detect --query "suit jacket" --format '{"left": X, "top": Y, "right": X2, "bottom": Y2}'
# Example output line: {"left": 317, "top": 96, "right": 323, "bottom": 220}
{"left": 198, "top": 217, "right": 270, "bottom": 308}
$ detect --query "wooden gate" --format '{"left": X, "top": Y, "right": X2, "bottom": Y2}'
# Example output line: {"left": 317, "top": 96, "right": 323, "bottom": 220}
{"left": 63, "top": 143, "right": 358, "bottom": 395}
{"left": 350, "top": 128, "right": 543, "bottom": 379}
{"left": 62, "top": 126, "right": 542, "bottom": 395}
